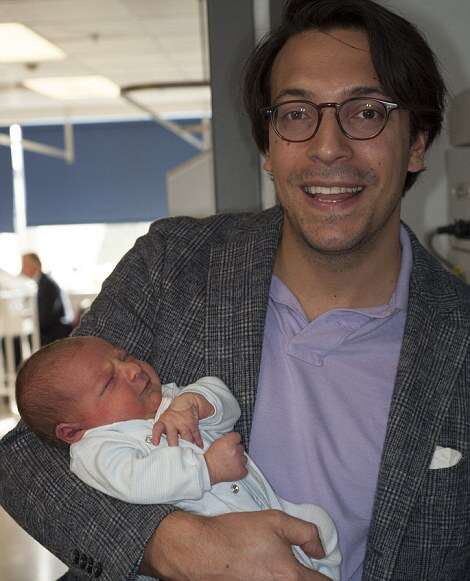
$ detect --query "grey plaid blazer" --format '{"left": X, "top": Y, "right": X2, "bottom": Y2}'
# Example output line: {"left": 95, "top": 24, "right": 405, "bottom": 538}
{"left": 1, "top": 205, "right": 470, "bottom": 580}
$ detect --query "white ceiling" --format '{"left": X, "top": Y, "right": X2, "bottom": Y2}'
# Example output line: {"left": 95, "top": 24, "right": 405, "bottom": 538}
{"left": 1, "top": 0, "right": 469, "bottom": 130}
{"left": 0, "top": 0, "right": 211, "bottom": 126}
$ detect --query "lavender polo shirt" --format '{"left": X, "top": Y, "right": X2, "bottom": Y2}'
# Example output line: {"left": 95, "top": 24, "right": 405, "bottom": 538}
{"left": 249, "top": 225, "right": 412, "bottom": 581}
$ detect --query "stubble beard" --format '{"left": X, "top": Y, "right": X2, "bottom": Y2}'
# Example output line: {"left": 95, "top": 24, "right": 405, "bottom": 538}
{"left": 291, "top": 212, "right": 375, "bottom": 272}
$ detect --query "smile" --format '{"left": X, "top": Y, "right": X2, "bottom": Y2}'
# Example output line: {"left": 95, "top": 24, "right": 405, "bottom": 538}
{"left": 302, "top": 185, "right": 364, "bottom": 196}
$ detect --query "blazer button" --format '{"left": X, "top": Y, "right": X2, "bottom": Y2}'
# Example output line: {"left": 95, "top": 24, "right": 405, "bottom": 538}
{"left": 93, "top": 562, "right": 103, "bottom": 578}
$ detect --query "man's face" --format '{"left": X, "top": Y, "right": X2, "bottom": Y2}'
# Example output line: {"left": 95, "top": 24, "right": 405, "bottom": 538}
{"left": 264, "top": 28, "right": 426, "bottom": 257}
{"left": 63, "top": 337, "right": 162, "bottom": 430}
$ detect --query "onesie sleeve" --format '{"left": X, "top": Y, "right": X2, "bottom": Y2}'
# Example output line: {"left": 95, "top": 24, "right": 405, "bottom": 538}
{"left": 70, "top": 425, "right": 212, "bottom": 504}
{"left": 178, "top": 376, "right": 241, "bottom": 435}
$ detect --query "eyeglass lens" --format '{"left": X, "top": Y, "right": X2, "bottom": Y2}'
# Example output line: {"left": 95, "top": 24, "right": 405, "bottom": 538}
{"left": 274, "top": 98, "right": 389, "bottom": 141}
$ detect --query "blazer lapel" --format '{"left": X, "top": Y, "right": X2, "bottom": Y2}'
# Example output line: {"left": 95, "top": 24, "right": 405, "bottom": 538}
{"left": 364, "top": 238, "right": 470, "bottom": 579}
{"left": 205, "top": 207, "right": 282, "bottom": 446}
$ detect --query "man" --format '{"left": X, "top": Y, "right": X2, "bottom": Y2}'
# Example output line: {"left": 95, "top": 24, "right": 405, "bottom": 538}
{"left": 1, "top": 1, "right": 468, "bottom": 580}
{"left": 21, "top": 252, "right": 73, "bottom": 345}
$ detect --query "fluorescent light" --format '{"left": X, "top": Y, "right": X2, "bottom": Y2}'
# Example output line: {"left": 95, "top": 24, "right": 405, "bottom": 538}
{"left": 0, "top": 23, "right": 65, "bottom": 63}
{"left": 23, "top": 76, "right": 121, "bottom": 100}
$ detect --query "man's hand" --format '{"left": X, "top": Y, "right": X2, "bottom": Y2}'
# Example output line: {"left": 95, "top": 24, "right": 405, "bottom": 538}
{"left": 152, "top": 393, "right": 214, "bottom": 447}
{"left": 140, "top": 510, "right": 329, "bottom": 580}
{"left": 204, "top": 432, "right": 248, "bottom": 485}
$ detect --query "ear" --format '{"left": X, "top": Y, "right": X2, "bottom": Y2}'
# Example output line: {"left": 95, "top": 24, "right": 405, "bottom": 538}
{"left": 263, "top": 151, "right": 272, "bottom": 173}
{"left": 407, "top": 131, "right": 427, "bottom": 174}
{"left": 55, "top": 422, "right": 86, "bottom": 444}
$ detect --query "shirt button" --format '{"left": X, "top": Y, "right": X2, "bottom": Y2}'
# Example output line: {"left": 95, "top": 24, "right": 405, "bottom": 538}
{"left": 231, "top": 483, "right": 240, "bottom": 494}
{"left": 145, "top": 435, "right": 152, "bottom": 444}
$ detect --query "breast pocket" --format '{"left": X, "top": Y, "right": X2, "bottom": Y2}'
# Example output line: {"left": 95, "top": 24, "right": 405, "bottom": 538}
{"left": 394, "top": 447, "right": 470, "bottom": 579}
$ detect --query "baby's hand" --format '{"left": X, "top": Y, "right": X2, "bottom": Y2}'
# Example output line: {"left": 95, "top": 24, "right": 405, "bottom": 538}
{"left": 152, "top": 393, "right": 207, "bottom": 447}
{"left": 204, "top": 432, "right": 248, "bottom": 485}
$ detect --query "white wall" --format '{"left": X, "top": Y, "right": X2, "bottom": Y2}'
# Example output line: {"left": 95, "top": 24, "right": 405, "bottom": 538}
{"left": 167, "top": 150, "right": 215, "bottom": 217}
{"left": 0, "top": 222, "right": 152, "bottom": 311}
{"left": 384, "top": 0, "right": 470, "bottom": 248}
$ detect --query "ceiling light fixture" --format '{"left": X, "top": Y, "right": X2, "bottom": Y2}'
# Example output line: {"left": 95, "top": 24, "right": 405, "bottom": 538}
{"left": 0, "top": 22, "right": 65, "bottom": 63}
{"left": 23, "top": 76, "right": 121, "bottom": 100}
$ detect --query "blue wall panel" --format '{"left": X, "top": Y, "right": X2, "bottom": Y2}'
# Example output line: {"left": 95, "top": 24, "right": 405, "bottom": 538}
{"left": 0, "top": 141, "right": 14, "bottom": 232}
{"left": 23, "top": 120, "right": 199, "bottom": 226}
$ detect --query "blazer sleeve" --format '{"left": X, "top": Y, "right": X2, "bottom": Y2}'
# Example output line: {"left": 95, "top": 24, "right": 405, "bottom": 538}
{"left": 0, "top": 228, "right": 176, "bottom": 581}
{"left": 70, "top": 428, "right": 211, "bottom": 504}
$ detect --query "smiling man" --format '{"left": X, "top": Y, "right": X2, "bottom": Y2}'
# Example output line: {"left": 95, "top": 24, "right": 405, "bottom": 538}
{"left": 262, "top": 27, "right": 426, "bottom": 320}
{"left": 1, "top": 1, "right": 470, "bottom": 581}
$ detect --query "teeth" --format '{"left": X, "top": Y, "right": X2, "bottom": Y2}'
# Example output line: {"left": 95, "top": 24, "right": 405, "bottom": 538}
{"left": 303, "top": 185, "right": 363, "bottom": 195}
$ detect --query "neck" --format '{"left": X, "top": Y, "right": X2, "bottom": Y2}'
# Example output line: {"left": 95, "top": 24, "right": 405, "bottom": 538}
{"left": 274, "top": 223, "right": 402, "bottom": 321}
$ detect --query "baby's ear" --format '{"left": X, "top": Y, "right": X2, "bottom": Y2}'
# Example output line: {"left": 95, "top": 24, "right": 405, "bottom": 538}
{"left": 55, "top": 422, "right": 86, "bottom": 444}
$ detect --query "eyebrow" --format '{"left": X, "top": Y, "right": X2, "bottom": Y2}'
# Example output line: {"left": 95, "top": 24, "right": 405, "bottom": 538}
{"left": 117, "top": 348, "right": 127, "bottom": 359}
{"left": 274, "top": 85, "right": 389, "bottom": 103}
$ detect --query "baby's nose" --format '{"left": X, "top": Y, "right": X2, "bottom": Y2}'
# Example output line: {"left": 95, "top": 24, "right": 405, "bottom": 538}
{"left": 119, "top": 360, "right": 142, "bottom": 382}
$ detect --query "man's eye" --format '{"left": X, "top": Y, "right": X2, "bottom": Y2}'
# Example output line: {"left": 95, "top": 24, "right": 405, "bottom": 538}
{"left": 358, "top": 108, "right": 380, "bottom": 120}
{"left": 284, "top": 109, "right": 309, "bottom": 121}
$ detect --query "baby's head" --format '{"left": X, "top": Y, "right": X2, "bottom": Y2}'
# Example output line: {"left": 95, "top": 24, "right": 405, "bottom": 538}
{"left": 16, "top": 336, "right": 162, "bottom": 445}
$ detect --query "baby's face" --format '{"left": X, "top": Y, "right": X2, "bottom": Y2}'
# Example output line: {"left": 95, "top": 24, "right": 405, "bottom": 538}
{"left": 65, "top": 337, "right": 162, "bottom": 430}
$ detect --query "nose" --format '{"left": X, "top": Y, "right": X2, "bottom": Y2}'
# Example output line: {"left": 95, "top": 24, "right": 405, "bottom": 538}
{"left": 306, "top": 107, "right": 353, "bottom": 165}
{"left": 116, "top": 360, "right": 142, "bottom": 385}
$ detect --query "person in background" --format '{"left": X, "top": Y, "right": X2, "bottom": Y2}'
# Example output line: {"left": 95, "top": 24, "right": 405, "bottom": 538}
{"left": 1, "top": 1, "right": 469, "bottom": 580}
{"left": 21, "top": 252, "right": 74, "bottom": 345}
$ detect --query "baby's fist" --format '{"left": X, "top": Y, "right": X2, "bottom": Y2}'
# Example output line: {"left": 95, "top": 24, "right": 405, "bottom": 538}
{"left": 204, "top": 432, "right": 248, "bottom": 485}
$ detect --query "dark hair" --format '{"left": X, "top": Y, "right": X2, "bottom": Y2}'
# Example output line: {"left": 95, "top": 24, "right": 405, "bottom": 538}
{"left": 16, "top": 337, "right": 87, "bottom": 444}
{"left": 243, "top": 0, "right": 447, "bottom": 192}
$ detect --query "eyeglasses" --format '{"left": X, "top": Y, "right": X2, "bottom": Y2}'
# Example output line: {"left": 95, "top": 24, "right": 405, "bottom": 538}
{"left": 261, "top": 97, "right": 400, "bottom": 142}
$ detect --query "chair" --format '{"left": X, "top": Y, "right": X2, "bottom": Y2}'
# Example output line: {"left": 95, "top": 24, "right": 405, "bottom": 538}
{"left": 0, "top": 281, "right": 40, "bottom": 413}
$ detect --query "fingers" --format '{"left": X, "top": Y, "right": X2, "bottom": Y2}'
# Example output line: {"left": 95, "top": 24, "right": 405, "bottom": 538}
{"left": 152, "top": 419, "right": 203, "bottom": 447}
{"left": 178, "top": 425, "right": 203, "bottom": 448}
{"left": 279, "top": 514, "right": 324, "bottom": 560}
{"left": 300, "top": 538, "right": 324, "bottom": 559}
{"left": 192, "top": 427, "right": 204, "bottom": 449}
{"left": 224, "top": 433, "right": 248, "bottom": 478}
{"left": 224, "top": 432, "right": 246, "bottom": 458}
{"left": 151, "top": 421, "right": 164, "bottom": 445}
{"left": 165, "top": 425, "right": 179, "bottom": 447}
{"left": 153, "top": 404, "right": 203, "bottom": 447}
{"left": 224, "top": 431, "right": 242, "bottom": 445}
{"left": 152, "top": 420, "right": 180, "bottom": 446}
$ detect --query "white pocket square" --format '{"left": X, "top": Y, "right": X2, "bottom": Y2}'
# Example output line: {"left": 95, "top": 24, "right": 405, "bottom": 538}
{"left": 429, "top": 446, "right": 462, "bottom": 470}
